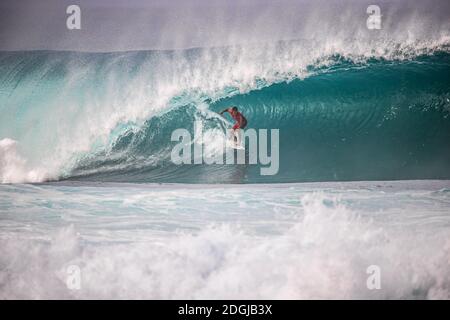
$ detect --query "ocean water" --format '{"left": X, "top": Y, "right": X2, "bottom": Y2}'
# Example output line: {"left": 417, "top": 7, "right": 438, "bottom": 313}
{"left": 1, "top": 2, "right": 450, "bottom": 299}
{"left": 1, "top": 46, "right": 450, "bottom": 184}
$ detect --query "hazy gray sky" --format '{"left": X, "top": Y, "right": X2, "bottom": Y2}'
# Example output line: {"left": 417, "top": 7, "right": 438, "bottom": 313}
{"left": 0, "top": 0, "right": 449, "bottom": 51}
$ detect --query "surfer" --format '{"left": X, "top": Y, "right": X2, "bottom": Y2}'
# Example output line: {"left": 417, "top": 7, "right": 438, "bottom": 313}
{"left": 219, "top": 106, "right": 248, "bottom": 145}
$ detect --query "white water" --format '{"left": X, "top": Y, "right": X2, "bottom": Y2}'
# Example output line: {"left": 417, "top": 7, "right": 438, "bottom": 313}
{"left": 1, "top": 180, "right": 449, "bottom": 299}
{"left": 0, "top": 138, "right": 47, "bottom": 183}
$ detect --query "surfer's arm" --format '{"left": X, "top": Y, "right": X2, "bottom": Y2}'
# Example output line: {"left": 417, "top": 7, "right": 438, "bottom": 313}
{"left": 219, "top": 108, "right": 229, "bottom": 115}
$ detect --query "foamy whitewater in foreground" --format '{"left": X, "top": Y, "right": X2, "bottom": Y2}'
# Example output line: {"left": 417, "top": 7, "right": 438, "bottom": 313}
{"left": 1, "top": 180, "right": 449, "bottom": 299}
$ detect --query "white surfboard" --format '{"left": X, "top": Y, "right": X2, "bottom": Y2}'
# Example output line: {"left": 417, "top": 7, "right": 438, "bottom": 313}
{"left": 226, "top": 140, "right": 245, "bottom": 150}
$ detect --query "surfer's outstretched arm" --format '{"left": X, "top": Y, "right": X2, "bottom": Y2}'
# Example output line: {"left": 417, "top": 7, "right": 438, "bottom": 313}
{"left": 219, "top": 108, "right": 229, "bottom": 115}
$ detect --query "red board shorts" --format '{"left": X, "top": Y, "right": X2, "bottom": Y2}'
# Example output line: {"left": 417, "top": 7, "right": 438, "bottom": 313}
{"left": 232, "top": 121, "right": 247, "bottom": 130}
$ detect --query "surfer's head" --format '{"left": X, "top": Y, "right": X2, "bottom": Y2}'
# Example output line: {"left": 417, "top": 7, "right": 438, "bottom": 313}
{"left": 229, "top": 106, "right": 238, "bottom": 115}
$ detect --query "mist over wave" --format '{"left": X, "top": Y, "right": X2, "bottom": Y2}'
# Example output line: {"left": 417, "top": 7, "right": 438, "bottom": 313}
{"left": 2, "top": 0, "right": 450, "bottom": 52}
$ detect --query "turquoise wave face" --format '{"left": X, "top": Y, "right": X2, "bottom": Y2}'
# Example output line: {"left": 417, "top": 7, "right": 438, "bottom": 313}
{"left": 1, "top": 49, "right": 450, "bottom": 183}
{"left": 68, "top": 53, "right": 450, "bottom": 183}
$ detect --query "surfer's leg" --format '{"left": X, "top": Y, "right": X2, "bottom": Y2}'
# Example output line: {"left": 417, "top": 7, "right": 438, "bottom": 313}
{"left": 231, "top": 124, "right": 240, "bottom": 144}
{"left": 228, "top": 129, "right": 235, "bottom": 141}
{"left": 234, "top": 129, "right": 241, "bottom": 145}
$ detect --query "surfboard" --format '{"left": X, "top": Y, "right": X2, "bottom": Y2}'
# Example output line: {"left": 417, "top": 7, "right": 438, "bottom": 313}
{"left": 226, "top": 140, "right": 245, "bottom": 150}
